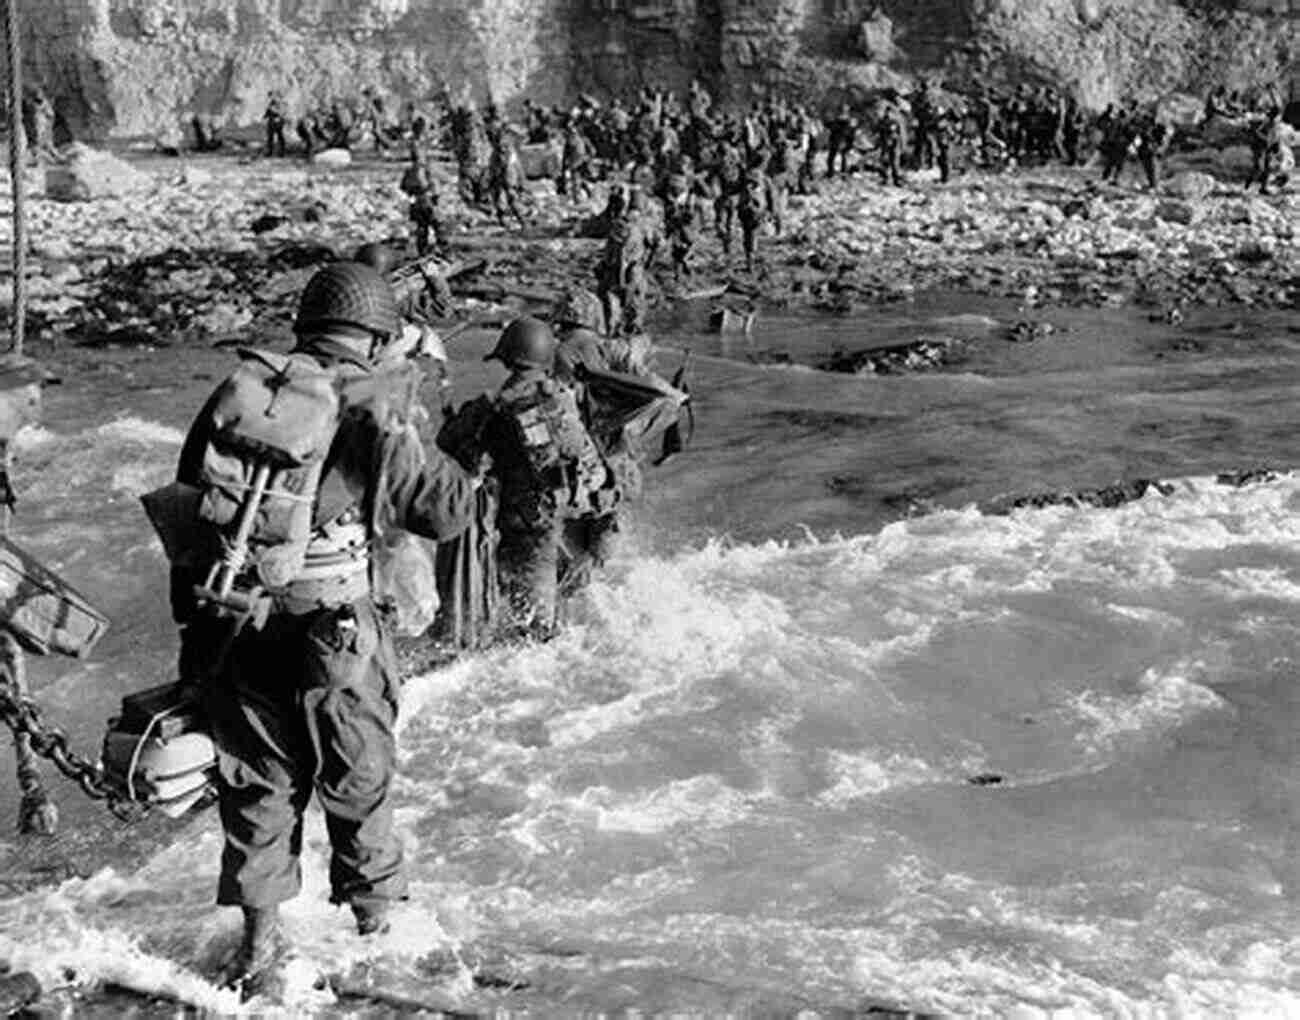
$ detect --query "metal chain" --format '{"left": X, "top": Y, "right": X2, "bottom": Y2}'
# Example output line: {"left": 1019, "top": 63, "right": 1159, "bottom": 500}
{"left": 0, "top": 675, "right": 143, "bottom": 821}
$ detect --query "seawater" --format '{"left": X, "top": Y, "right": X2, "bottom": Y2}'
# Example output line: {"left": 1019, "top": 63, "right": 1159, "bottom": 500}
{"left": 1, "top": 306, "right": 1299, "bottom": 1015}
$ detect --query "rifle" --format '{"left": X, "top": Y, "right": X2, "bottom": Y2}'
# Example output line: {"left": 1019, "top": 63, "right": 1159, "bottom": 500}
{"left": 390, "top": 255, "right": 487, "bottom": 324}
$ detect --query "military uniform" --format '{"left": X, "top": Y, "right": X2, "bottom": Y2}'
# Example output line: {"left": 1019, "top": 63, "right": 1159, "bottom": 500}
{"left": 664, "top": 179, "right": 700, "bottom": 282}
{"left": 439, "top": 319, "right": 610, "bottom": 639}
{"left": 738, "top": 165, "right": 768, "bottom": 273}
{"left": 931, "top": 110, "right": 954, "bottom": 183}
{"left": 598, "top": 203, "right": 650, "bottom": 336}
{"left": 452, "top": 106, "right": 490, "bottom": 205}
{"left": 487, "top": 128, "right": 527, "bottom": 228}
{"left": 21, "top": 90, "right": 55, "bottom": 164}
{"left": 559, "top": 124, "right": 593, "bottom": 199}
{"left": 911, "top": 84, "right": 939, "bottom": 170}
{"left": 324, "top": 102, "right": 354, "bottom": 149}
{"left": 765, "top": 135, "right": 795, "bottom": 236}
{"left": 713, "top": 139, "right": 744, "bottom": 256}
{"left": 264, "top": 95, "right": 287, "bottom": 158}
{"left": 875, "top": 101, "right": 905, "bottom": 186}
{"left": 1247, "top": 113, "right": 1286, "bottom": 194}
{"left": 1135, "top": 114, "right": 1171, "bottom": 190}
{"left": 400, "top": 159, "right": 445, "bottom": 256}
{"left": 296, "top": 112, "right": 320, "bottom": 158}
{"left": 171, "top": 264, "right": 475, "bottom": 989}
{"left": 825, "top": 106, "right": 856, "bottom": 177}
{"left": 1098, "top": 106, "right": 1135, "bottom": 185}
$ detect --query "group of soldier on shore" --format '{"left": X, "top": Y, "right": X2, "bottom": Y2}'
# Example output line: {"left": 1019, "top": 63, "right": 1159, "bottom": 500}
{"left": 379, "top": 75, "right": 1291, "bottom": 325}
{"left": 241, "top": 75, "right": 1294, "bottom": 300}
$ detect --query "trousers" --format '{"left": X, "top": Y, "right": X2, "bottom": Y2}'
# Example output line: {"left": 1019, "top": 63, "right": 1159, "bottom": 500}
{"left": 198, "top": 597, "right": 405, "bottom": 910}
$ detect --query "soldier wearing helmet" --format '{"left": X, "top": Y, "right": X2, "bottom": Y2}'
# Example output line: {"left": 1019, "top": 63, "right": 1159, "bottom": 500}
{"left": 438, "top": 316, "right": 613, "bottom": 639}
{"left": 354, "top": 242, "right": 454, "bottom": 364}
{"left": 553, "top": 287, "right": 610, "bottom": 382}
{"left": 596, "top": 187, "right": 653, "bottom": 336}
{"left": 170, "top": 260, "right": 477, "bottom": 995}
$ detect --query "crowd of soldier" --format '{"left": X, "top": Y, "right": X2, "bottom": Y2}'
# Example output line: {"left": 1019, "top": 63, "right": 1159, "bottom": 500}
{"left": 396, "top": 76, "right": 1291, "bottom": 298}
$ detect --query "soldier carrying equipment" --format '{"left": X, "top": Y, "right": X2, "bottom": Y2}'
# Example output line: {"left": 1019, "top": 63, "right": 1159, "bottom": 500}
{"left": 152, "top": 261, "right": 476, "bottom": 997}
{"left": 439, "top": 317, "right": 614, "bottom": 639}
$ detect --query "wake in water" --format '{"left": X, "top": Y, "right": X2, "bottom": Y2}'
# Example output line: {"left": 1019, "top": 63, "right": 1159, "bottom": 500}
{"left": 3, "top": 413, "right": 1300, "bottom": 1014}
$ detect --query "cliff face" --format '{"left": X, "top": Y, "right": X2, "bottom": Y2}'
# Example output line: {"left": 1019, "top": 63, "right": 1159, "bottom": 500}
{"left": 713, "top": 0, "right": 1296, "bottom": 109}
{"left": 20, "top": 0, "right": 571, "bottom": 141}
{"left": 13, "top": 0, "right": 1300, "bottom": 140}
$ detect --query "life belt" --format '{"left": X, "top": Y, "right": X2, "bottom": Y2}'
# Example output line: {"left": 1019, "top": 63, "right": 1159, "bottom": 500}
{"left": 100, "top": 682, "right": 216, "bottom": 818}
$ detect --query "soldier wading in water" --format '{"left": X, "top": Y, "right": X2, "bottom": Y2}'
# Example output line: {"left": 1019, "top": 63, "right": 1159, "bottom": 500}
{"left": 438, "top": 317, "right": 616, "bottom": 641}
{"left": 165, "top": 263, "right": 477, "bottom": 995}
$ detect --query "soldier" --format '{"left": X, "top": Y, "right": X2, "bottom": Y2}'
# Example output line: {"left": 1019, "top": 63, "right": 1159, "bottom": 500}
{"left": 737, "top": 155, "right": 769, "bottom": 274}
{"left": 553, "top": 287, "right": 610, "bottom": 381}
{"left": 362, "top": 88, "right": 390, "bottom": 152}
{"left": 911, "top": 78, "right": 940, "bottom": 170}
{"left": 263, "top": 91, "right": 287, "bottom": 158}
{"left": 597, "top": 188, "right": 650, "bottom": 336}
{"left": 794, "top": 106, "right": 821, "bottom": 194}
{"left": 1098, "top": 103, "right": 1136, "bottom": 185}
{"left": 168, "top": 263, "right": 477, "bottom": 994}
{"left": 20, "top": 89, "right": 55, "bottom": 165}
{"left": 765, "top": 128, "right": 796, "bottom": 236}
{"left": 324, "top": 100, "right": 354, "bottom": 149}
{"left": 663, "top": 169, "right": 700, "bottom": 283}
{"left": 1005, "top": 85, "right": 1030, "bottom": 162}
{"left": 971, "top": 86, "right": 1001, "bottom": 167}
{"left": 486, "top": 126, "right": 527, "bottom": 229}
{"left": 296, "top": 108, "right": 320, "bottom": 159}
{"left": 875, "top": 94, "right": 906, "bottom": 187}
{"left": 606, "top": 98, "right": 632, "bottom": 167}
{"left": 1062, "top": 93, "right": 1087, "bottom": 166}
{"left": 355, "top": 242, "right": 454, "bottom": 329}
{"left": 688, "top": 78, "right": 713, "bottom": 120}
{"left": 1246, "top": 109, "right": 1287, "bottom": 195}
{"left": 438, "top": 318, "right": 612, "bottom": 639}
{"left": 712, "top": 131, "right": 744, "bottom": 257}
{"left": 191, "top": 112, "right": 223, "bottom": 153}
{"left": 548, "top": 293, "right": 636, "bottom": 604}
{"left": 453, "top": 103, "right": 490, "bottom": 206}
{"left": 400, "top": 152, "right": 446, "bottom": 256}
{"left": 825, "top": 102, "right": 857, "bottom": 177}
{"left": 1135, "top": 109, "right": 1172, "bottom": 190}
{"left": 931, "top": 105, "right": 955, "bottom": 183}
{"left": 558, "top": 119, "right": 594, "bottom": 200}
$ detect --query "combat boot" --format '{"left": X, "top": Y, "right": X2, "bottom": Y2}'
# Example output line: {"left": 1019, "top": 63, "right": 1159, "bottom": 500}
{"left": 351, "top": 899, "right": 392, "bottom": 937}
{"left": 218, "top": 905, "right": 286, "bottom": 996}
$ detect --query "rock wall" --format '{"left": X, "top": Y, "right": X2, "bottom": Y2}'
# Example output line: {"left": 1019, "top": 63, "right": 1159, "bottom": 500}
{"left": 15, "top": 0, "right": 571, "bottom": 141}
{"left": 714, "top": 0, "right": 1297, "bottom": 109}
{"left": 9, "top": 0, "right": 1299, "bottom": 139}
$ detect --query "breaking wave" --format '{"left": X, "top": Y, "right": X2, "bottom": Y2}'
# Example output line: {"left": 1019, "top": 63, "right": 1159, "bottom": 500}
{"left": 2, "top": 416, "right": 1299, "bottom": 1013}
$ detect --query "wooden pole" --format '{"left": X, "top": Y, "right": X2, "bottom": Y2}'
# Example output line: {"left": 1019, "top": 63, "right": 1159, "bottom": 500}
{"left": 4, "top": 0, "right": 24, "bottom": 355}
{"left": 0, "top": 2, "right": 48, "bottom": 833}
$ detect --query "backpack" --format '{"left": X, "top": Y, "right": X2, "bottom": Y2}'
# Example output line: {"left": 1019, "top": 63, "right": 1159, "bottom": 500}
{"left": 192, "top": 348, "right": 342, "bottom": 613}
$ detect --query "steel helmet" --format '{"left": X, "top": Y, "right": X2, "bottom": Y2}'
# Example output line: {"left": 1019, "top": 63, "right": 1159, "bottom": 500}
{"left": 353, "top": 242, "right": 397, "bottom": 276}
{"left": 293, "top": 262, "right": 400, "bottom": 341}
{"left": 552, "top": 288, "right": 605, "bottom": 333}
{"left": 484, "top": 316, "right": 556, "bottom": 371}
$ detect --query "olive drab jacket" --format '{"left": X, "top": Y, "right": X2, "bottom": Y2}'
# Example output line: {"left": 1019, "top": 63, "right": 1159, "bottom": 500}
{"left": 169, "top": 337, "right": 477, "bottom": 627}
{"left": 438, "top": 369, "right": 613, "bottom": 535}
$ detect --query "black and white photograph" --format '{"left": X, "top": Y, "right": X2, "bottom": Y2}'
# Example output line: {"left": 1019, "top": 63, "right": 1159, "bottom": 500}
{"left": 0, "top": 0, "right": 1296, "bottom": 1013}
